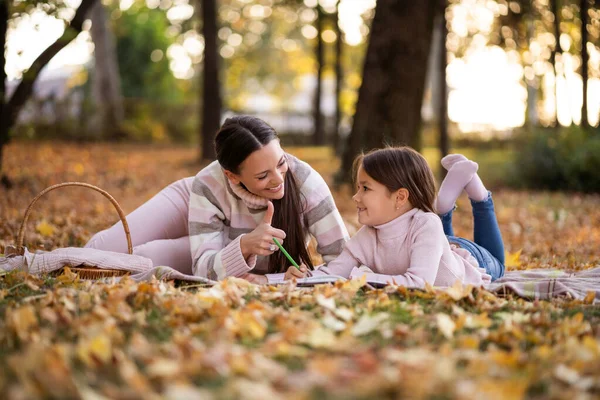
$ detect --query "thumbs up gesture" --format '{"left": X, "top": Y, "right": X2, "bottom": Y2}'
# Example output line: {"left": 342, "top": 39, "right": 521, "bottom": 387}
{"left": 240, "top": 201, "right": 287, "bottom": 259}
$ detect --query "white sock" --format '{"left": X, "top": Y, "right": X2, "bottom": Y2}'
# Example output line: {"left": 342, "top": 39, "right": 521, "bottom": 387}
{"left": 441, "top": 154, "right": 488, "bottom": 202}
{"left": 441, "top": 154, "right": 468, "bottom": 170}
{"left": 435, "top": 160, "right": 478, "bottom": 214}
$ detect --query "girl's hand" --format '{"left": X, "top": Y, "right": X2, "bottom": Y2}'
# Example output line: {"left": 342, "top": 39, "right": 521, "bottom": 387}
{"left": 240, "top": 201, "right": 286, "bottom": 259}
{"left": 242, "top": 273, "right": 268, "bottom": 284}
{"left": 284, "top": 263, "right": 308, "bottom": 280}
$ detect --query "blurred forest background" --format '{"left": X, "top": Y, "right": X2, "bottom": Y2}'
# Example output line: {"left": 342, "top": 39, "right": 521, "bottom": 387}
{"left": 2, "top": 5, "right": 600, "bottom": 397}
{"left": 1, "top": 0, "right": 600, "bottom": 192}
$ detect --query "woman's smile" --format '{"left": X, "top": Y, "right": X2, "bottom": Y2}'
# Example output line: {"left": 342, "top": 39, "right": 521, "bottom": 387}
{"left": 266, "top": 183, "right": 283, "bottom": 193}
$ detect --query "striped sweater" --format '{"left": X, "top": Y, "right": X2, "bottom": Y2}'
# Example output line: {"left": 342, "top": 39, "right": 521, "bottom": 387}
{"left": 188, "top": 154, "right": 349, "bottom": 281}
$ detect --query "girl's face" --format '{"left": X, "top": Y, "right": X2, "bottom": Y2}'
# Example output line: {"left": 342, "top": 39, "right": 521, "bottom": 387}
{"left": 226, "top": 140, "right": 289, "bottom": 200}
{"left": 353, "top": 165, "right": 407, "bottom": 226}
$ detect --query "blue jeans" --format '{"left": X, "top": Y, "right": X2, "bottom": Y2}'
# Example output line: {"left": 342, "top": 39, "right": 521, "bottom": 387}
{"left": 439, "top": 192, "right": 505, "bottom": 281}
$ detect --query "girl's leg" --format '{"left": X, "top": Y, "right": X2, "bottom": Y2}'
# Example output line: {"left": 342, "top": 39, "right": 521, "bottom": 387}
{"left": 86, "top": 177, "right": 194, "bottom": 254}
{"left": 435, "top": 160, "right": 477, "bottom": 215}
{"left": 441, "top": 154, "right": 488, "bottom": 202}
{"left": 441, "top": 155, "right": 505, "bottom": 266}
{"left": 436, "top": 160, "right": 478, "bottom": 236}
{"left": 471, "top": 193, "right": 505, "bottom": 265}
{"left": 447, "top": 237, "right": 504, "bottom": 281}
{"left": 134, "top": 236, "right": 192, "bottom": 274}
{"left": 439, "top": 208, "right": 455, "bottom": 237}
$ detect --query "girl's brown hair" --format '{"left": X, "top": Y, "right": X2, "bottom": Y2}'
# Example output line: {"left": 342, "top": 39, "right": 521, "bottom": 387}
{"left": 353, "top": 147, "right": 436, "bottom": 213}
{"left": 215, "top": 116, "right": 313, "bottom": 273}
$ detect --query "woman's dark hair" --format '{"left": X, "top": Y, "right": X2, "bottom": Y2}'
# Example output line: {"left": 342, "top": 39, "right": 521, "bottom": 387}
{"left": 215, "top": 115, "right": 314, "bottom": 273}
{"left": 353, "top": 146, "right": 436, "bottom": 213}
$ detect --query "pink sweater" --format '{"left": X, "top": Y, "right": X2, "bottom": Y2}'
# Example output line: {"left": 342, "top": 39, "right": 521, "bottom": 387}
{"left": 313, "top": 208, "right": 492, "bottom": 288}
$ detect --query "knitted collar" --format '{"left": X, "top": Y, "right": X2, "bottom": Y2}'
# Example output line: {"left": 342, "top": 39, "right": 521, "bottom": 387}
{"left": 225, "top": 175, "right": 270, "bottom": 209}
{"left": 373, "top": 207, "right": 420, "bottom": 240}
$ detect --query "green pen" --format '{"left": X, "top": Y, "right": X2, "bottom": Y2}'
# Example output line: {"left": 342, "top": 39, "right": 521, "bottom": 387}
{"left": 272, "top": 238, "right": 301, "bottom": 270}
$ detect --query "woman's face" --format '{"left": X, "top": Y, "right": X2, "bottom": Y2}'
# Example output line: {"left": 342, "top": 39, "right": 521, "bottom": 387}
{"left": 227, "top": 140, "right": 289, "bottom": 200}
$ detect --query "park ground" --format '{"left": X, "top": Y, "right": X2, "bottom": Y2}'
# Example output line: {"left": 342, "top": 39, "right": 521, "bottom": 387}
{"left": 0, "top": 142, "right": 599, "bottom": 399}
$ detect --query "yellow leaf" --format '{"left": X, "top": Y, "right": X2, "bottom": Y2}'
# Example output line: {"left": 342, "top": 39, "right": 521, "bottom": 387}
{"left": 424, "top": 281, "right": 436, "bottom": 293}
{"left": 572, "top": 312, "right": 584, "bottom": 324}
{"left": 458, "top": 335, "right": 480, "bottom": 349}
{"left": 36, "top": 220, "right": 55, "bottom": 237}
{"left": 73, "top": 163, "right": 85, "bottom": 176}
{"left": 147, "top": 359, "right": 181, "bottom": 378}
{"left": 302, "top": 325, "right": 337, "bottom": 348}
{"left": 489, "top": 350, "right": 520, "bottom": 367}
{"left": 234, "top": 310, "right": 266, "bottom": 340}
{"left": 583, "top": 291, "right": 595, "bottom": 304}
{"left": 535, "top": 345, "right": 553, "bottom": 360}
{"left": 57, "top": 267, "right": 79, "bottom": 284}
{"left": 445, "top": 280, "right": 473, "bottom": 301}
{"left": 351, "top": 313, "right": 389, "bottom": 336}
{"left": 77, "top": 335, "right": 112, "bottom": 367}
{"left": 465, "top": 313, "right": 493, "bottom": 329}
{"left": 7, "top": 305, "right": 38, "bottom": 340}
{"left": 504, "top": 249, "right": 522, "bottom": 268}
{"left": 436, "top": 313, "right": 456, "bottom": 339}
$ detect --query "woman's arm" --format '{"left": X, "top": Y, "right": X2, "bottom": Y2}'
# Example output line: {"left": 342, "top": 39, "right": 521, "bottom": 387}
{"left": 188, "top": 178, "right": 257, "bottom": 280}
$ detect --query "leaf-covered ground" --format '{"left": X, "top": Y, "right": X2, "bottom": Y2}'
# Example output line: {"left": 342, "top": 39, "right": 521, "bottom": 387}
{"left": 1, "top": 142, "right": 599, "bottom": 399}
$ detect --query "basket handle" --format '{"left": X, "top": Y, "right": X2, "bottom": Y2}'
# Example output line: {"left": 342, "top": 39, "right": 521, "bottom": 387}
{"left": 16, "top": 182, "right": 133, "bottom": 255}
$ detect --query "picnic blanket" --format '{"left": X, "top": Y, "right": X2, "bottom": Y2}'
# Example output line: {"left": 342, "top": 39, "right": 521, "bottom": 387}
{"left": 1, "top": 247, "right": 599, "bottom": 303}
{"left": 0, "top": 247, "right": 214, "bottom": 284}
{"left": 486, "top": 267, "right": 600, "bottom": 304}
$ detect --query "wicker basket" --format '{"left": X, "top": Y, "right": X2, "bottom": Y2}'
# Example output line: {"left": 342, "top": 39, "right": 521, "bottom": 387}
{"left": 10, "top": 182, "right": 133, "bottom": 279}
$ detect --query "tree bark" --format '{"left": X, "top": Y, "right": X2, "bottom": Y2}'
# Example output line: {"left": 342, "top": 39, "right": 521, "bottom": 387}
{"left": 0, "top": 0, "right": 97, "bottom": 185}
{"left": 90, "top": 1, "right": 124, "bottom": 140}
{"left": 580, "top": 0, "right": 589, "bottom": 128}
{"left": 526, "top": 15, "right": 539, "bottom": 128}
{"left": 0, "top": 0, "right": 9, "bottom": 183}
{"left": 200, "top": 0, "right": 220, "bottom": 162}
{"left": 333, "top": 1, "right": 343, "bottom": 154}
{"left": 550, "top": 0, "right": 561, "bottom": 127}
{"left": 438, "top": 6, "right": 449, "bottom": 161}
{"left": 338, "top": 0, "right": 436, "bottom": 184}
{"left": 313, "top": 4, "right": 325, "bottom": 145}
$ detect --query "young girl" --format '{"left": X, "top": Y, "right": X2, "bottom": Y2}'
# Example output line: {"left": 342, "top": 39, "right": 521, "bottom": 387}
{"left": 283, "top": 147, "right": 505, "bottom": 288}
{"left": 86, "top": 116, "right": 349, "bottom": 282}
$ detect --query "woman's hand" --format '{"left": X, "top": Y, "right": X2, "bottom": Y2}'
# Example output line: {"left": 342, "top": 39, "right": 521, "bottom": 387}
{"left": 242, "top": 273, "right": 268, "bottom": 284}
{"left": 284, "top": 263, "right": 308, "bottom": 280}
{"left": 240, "top": 201, "right": 286, "bottom": 259}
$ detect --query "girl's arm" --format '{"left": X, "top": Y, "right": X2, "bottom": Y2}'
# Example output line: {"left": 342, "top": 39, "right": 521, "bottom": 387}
{"left": 310, "top": 244, "right": 361, "bottom": 278}
{"left": 268, "top": 227, "right": 368, "bottom": 282}
{"left": 188, "top": 179, "right": 257, "bottom": 280}
{"left": 310, "top": 225, "right": 373, "bottom": 278}
{"left": 350, "top": 215, "right": 444, "bottom": 288}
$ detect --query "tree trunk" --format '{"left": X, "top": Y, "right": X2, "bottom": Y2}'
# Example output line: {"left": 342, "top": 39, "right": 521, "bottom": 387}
{"left": 580, "top": 0, "right": 589, "bottom": 128}
{"left": 0, "top": 0, "right": 9, "bottom": 184}
{"left": 0, "top": 0, "right": 97, "bottom": 186}
{"left": 333, "top": 0, "right": 343, "bottom": 154}
{"left": 90, "top": 1, "right": 124, "bottom": 140}
{"left": 337, "top": 0, "right": 436, "bottom": 184}
{"left": 526, "top": 16, "right": 539, "bottom": 128}
{"left": 550, "top": 0, "right": 561, "bottom": 127}
{"left": 313, "top": 5, "right": 325, "bottom": 145}
{"left": 438, "top": 7, "right": 449, "bottom": 161}
{"left": 200, "top": 0, "right": 220, "bottom": 162}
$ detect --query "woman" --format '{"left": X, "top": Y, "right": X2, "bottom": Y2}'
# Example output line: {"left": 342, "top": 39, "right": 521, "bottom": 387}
{"left": 86, "top": 116, "right": 349, "bottom": 283}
